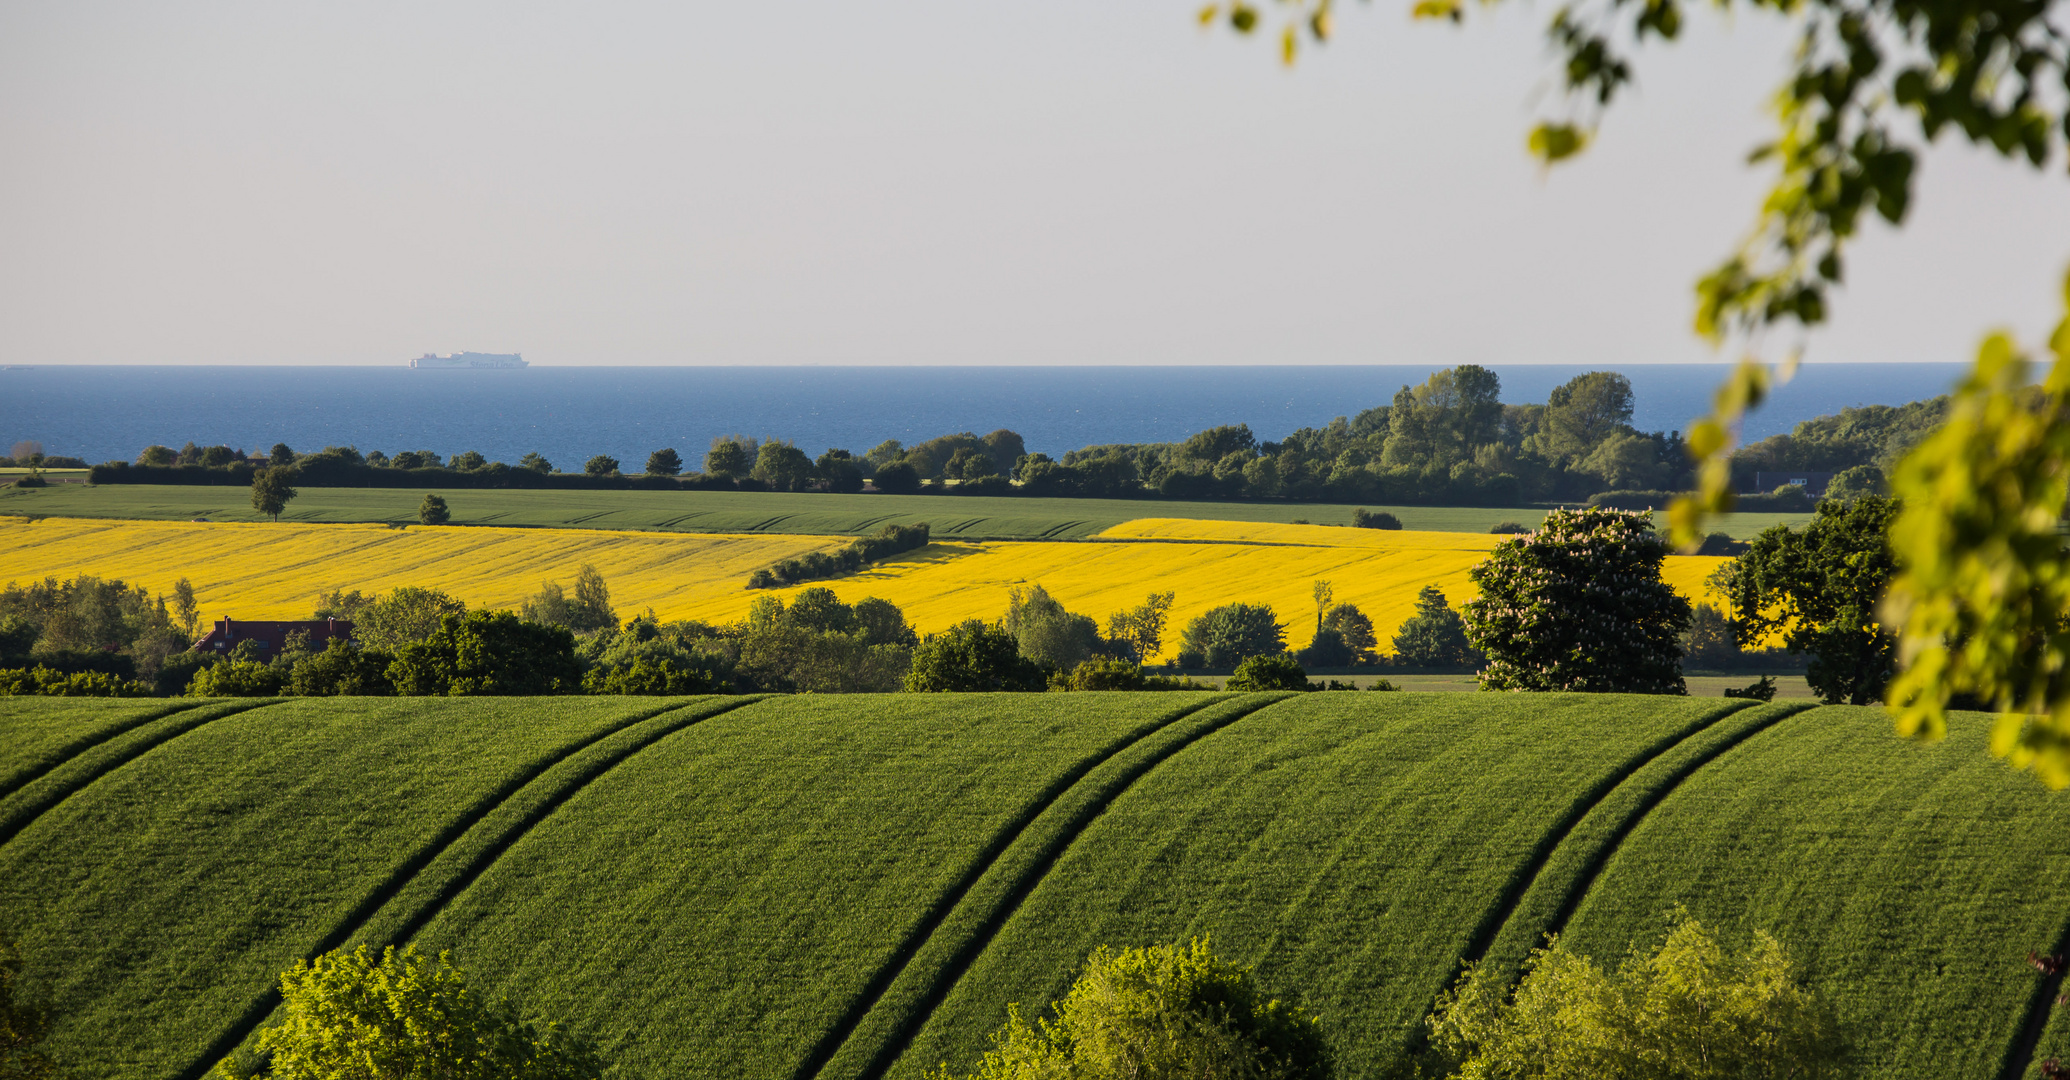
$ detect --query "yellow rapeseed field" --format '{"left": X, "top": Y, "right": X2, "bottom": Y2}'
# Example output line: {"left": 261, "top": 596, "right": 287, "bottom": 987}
{"left": 2, "top": 515, "right": 1728, "bottom": 662}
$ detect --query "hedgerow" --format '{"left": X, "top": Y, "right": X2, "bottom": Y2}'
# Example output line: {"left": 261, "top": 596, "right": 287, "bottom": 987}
{"left": 748, "top": 523, "right": 930, "bottom": 589}
{"left": 0, "top": 667, "right": 153, "bottom": 698}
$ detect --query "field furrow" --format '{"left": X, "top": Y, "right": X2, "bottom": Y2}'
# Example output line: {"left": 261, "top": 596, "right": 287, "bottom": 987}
{"left": 393, "top": 694, "right": 1237, "bottom": 1080}
{"left": 180, "top": 697, "right": 758, "bottom": 1080}
{"left": 885, "top": 692, "right": 1747, "bottom": 1078}
{"left": 0, "top": 697, "right": 683, "bottom": 1079}
{"left": 1559, "top": 706, "right": 2070, "bottom": 1079}
{"left": 0, "top": 698, "right": 207, "bottom": 800}
{"left": 813, "top": 693, "right": 1298, "bottom": 1080}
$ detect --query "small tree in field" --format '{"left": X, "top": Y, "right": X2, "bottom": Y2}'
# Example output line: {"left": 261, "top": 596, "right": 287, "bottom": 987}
{"left": 1393, "top": 586, "right": 1478, "bottom": 667}
{"left": 1463, "top": 507, "right": 1690, "bottom": 694}
{"left": 1228, "top": 653, "right": 1311, "bottom": 692}
{"left": 645, "top": 448, "right": 683, "bottom": 476}
{"left": 250, "top": 466, "right": 298, "bottom": 521}
{"left": 227, "top": 945, "right": 599, "bottom": 1080}
{"left": 418, "top": 494, "right": 451, "bottom": 526}
{"left": 931, "top": 937, "right": 1330, "bottom": 1080}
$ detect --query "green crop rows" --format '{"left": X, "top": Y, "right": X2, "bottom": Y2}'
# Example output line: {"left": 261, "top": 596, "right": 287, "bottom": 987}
{"left": 2, "top": 694, "right": 2064, "bottom": 1080}
{"left": 0, "top": 483, "right": 1812, "bottom": 539}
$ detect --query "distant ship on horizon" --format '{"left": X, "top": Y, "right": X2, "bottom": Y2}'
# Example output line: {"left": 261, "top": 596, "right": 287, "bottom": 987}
{"left": 409, "top": 351, "right": 527, "bottom": 369}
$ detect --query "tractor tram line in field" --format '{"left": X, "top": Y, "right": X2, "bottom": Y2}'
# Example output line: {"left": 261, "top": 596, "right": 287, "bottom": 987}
{"left": 821, "top": 694, "right": 1304, "bottom": 1080}
{"left": 178, "top": 695, "right": 772, "bottom": 1080}
{"left": 0, "top": 699, "right": 288, "bottom": 850}
{"left": 0, "top": 698, "right": 213, "bottom": 801}
{"left": 1460, "top": 701, "right": 1811, "bottom": 989}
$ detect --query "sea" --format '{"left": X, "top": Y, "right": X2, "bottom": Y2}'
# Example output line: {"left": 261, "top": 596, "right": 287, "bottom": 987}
{"left": 4, "top": 363, "right": 1977, "bottom": 469}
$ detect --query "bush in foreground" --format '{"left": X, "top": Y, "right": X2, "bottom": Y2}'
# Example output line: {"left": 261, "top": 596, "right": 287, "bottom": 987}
{"left": 933, "top": 937, "right": 1329, "bottom": 1080}
{"left": 1227, "top": 653, "right": 1311, "bottom": 692}
{"left": 220, "top": 945, "right": 598, "bottom": 1080}
{"left": 1427, "top": 911, "right": 1847, "bottom": 1080}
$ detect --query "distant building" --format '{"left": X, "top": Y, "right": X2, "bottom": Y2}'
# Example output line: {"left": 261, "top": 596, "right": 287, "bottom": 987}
{"left": 1751, "top": 471, "right": 1835, "bottom": 496}
{"left": 191, "top": 617, "right": 353, "bottom": 658}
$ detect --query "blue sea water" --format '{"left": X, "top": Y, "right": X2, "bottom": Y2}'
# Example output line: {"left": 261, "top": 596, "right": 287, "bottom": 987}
{"left": 5, "top": 364, "right": 1973, "bottom": 470}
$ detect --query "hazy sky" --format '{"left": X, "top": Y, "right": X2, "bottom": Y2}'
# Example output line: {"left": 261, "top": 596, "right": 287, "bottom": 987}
{"left": 3, "top": 1, "right": 2064, "bottom": 366}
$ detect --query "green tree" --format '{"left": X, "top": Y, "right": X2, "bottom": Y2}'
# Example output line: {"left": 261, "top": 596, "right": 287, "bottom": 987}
{"left": 1428, "top": 912, "right": 1846, "bottom": 1080}
{"left": 872, "top": 461, "right": 922, "bottom": 494}
{"left": 905, "top": 619, "right": 1046, "bottom": 692}
{"left": 352, "top": 586, "right": 467, "bottom": 652}
{"left": 1322, "top": 603, "right": 1378, "bottom": 664}
{"left": 734, "top": 591, "right": 913, "bottom": 692}
{"left": 1822, "top": 464, "right": 1885, "bottom": 503}
{"left": 1537, "top": 371, "right": 1636, "bottom": 464}
{"left": 450, "top": 451, "right": 487, "bottom": 471}
{"left": 419, "top": 494, "right": 451, "bottom": 526}
{"left": 187, "top": 658, "right": 287, "bottom": 697}
{"left": 752, "top": 442, "right": 815, "bottom": 491}
{"left": 519, "top": 452, "right": 553, "bottom": 474}
{"left": 571, "top": 563, "right": 617, "bottom": 632}
{"left": 1229, "top": 653, "right": 1311, "bottom": 691}
{"left": 1463, "top": 507, "right": 1690, "bottom": 693}
{"left": 1004, "top": 584, "right": 1103, "bottom": 671}
{"left": 171, "top": 577, "right": 200, "bottom": 638}
{"left": 645, "top": 448, "right": 683, "bottom": 476}
{"left": 1178, "top": 603, "right": 1287, "bottom": 669}
{"left": 1381, "top": 366, "right": 1502, "bottom": 471}
{"left": 1106, "top": 591, "right": 1177, "bottom": 663}
{"left": 705, "top": 436, "right": 756, "bottom": 480}
{"left": 1393, "top": 586, "right": 1478, "bottom": 667}
{"left": 288, "top": 638, "right": 395, "bottom": 696}
{"left": 388, "top": 610, "right": 581, "bottom": 696}
{"left": 250, "top": 466, "right": 298, "bottom": 521}
{"left": 137, "top": 444, "right": 176, "bottom": 466}
{"left": 582, "top": 455, "right": 619, "bottom": 477}
{"left": 236, "top": 945, "right": 599, "bottom": 1080}
{"left": 931, "top": 937, "right": 1329, "bottom": 1080}
{"left": 816, "top": 449, "right": 866, "bottom": 493}
{"left": 0, "top": 939, "right": 54, "bottom": 1080}
{"left": 1719, "top": 495, "right": 1900, "bottom": 705}
{"left": 1310, "top": 579, "right": 1334, "bottom": 636}
{"left": 1682, "top": 603, "right": 1742, "bottom": 669}
{"left": 268, "top": 442, "right": 296, "bottom": 468}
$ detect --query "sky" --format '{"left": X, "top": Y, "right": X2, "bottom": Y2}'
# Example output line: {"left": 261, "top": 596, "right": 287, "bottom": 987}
{"left": 2, "top": 1, "right": 2065, "bottom": 367}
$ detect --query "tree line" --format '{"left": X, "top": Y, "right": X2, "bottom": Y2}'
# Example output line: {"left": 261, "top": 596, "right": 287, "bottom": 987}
{"left": 82, "top": 369, "right": 1948, "bottom": 508}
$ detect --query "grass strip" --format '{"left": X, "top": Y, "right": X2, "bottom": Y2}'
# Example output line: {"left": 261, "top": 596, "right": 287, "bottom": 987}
{"left": 0, "top": 698, "right": 208, "bottom": 800}
{"left": 813, "top": 693, "right": 1299, "bottom": 1080}
{"left": 179, "top": 695, "right": 764, "bottom": 1080}
{"left": 0, "top": 699, "right": 284, "bottom": 848}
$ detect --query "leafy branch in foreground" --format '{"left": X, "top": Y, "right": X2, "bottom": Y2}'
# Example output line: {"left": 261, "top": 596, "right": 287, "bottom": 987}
{"left": 747, "top": 523, "right": 930, "bottom": 589}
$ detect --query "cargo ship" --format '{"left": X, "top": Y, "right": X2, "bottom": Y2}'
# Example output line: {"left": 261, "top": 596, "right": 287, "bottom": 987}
{"left": 409, "top": 351, "right": 527, "bottom": 369}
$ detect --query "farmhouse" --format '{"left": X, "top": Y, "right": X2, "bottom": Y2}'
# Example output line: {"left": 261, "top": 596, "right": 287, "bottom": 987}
{"left": 190, "top": 616, "right": 353, "bottom": 658}
{"left": 1752, "top": 470, "right": 1835, "bottom": 495}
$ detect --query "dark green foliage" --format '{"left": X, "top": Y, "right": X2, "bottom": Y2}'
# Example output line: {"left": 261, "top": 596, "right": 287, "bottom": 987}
{"left": 905, "top": 620, "right": 1046, "bottom": 691}
{"left": 583, "top": 455, "right": 619, "bottom": 477}
{"left": 1004, "top": 585, "right": 1103, "bottom": 672}
{"left": 1725, "top": 675, "right": 1779, "bottom": 700}
{"left": 154, "top": 651, "right": 212, "bottom": 696}
{"left": 388, "top": 611, "right": 580, "bottom": 696}
{"left": 1732, "top": 395, "right": 1954, "bottom": 484}
{"left": 646, "top": 448, "right": 683, "bottom": 477}
{"left": 730, "top": 591, "right": 914, "bottom": 692}
{"left": 0, "top": 575, "right": 180, "bottom": 683}
{"left": 1716, "top": 496, "right": 1899, "bottom": 705}
{"left": 752, "top": 443, "right": 815, "bottom": 492}
{"left": 449, "top": 451, "right": 488, "bottom": 472}
{"left": 1822, "top": 464, "right": 1885, "bottom": 502}
{"left": 519, "top": 452, "right": 553, "bottom": 474}
{"left": 1464, "top": 507, "right": 1690, "bottom": 694}
{"left": 1351, "top": 508, "right": 1402, "bottom": 530}
{"left": 417, "top": 493, "right": 450, "bottom": 526}
{"left": 1226, "top": 653, "right": 1311, "bottom": 691}
{"left": 287, "top": 639, "right": 395, "bottom": 697}
{"left": 249, "top": 945, "right": 600, "bottom": 1080}
{"left": 1488, "top": 521, "right": 1529, "bottom": 534}
{"left": 1178, "top": 604, "right": 1286, "bottom": 669}
{"left": 873, "top": 461, "right": 922, "bottom": 495}
{"left": 1052, "top": 658, "right": 1149, "bottom": 691}
{"left": 349, "top": 587, "right": 466, "bottom": 652}
{"left": 941, "top": 938, "right": 1329, "bottom": 1080}
{"left": 578, "top": 614, "right": 733, "bottom": 695}
{"left": 704, "top": 439, "right": 750, "bottom": 480}
{"left": 0, "top": 938, "right": 53, "bottom": 1080}
{"left": 817, "top": 449, "right": 865, "bottom": 493}
{"left": 1391, "top": 586, "right": 1478, "bottom": 667}
{"left": 1681, "top": 604, "right": 1741, "bottom": 668}
{"left": 746, "top": 523, "right": 931, "bottom": 589}
{"left": 1296, "top": 628, "right": 1352, "bottom": 668}
{"left": 0, "top": 667, "right": 153, "bottom": 697}
{"left": 1321, "top": 604, "right": 1377, "bottom": 665}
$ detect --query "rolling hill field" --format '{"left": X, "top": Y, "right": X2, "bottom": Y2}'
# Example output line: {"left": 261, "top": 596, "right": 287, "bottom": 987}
{"left": 0, "top": 482, "right": 1812, "bottom": 539}
{"left": 0, "top": 517, "right": 1728, "bottom": 661}
{"left": 2, "top": 693, "right": 2064, "bottom": 1080}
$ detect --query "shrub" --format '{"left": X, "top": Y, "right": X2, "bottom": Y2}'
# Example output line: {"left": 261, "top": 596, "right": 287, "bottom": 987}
{"left": 0, "top": 666, "right": 154, "bottom": 697}
{"left": 388, "top": 611, "right": 581, "bottom": 696}
{"left": 288, "top": 639, "right": 395, "bottom": 696}
{"left": 1392, "top": 586, "right": 1479, "bottom": 668}
{"left": 1725, "top": 675, "right": 1780, "bottom": 701}
{"left": 1488, "top": 521, "right": 1530, "bottom": 534}
{"left": 418, "top": 494, "right": 451, "bottom": 526}
{"left": 1053, "top": 658, "right": 1147, "bottom": 691}
{"left": 1351, "top": 508, "right": 1402, "bottom": 530}
{"left": 232, "top": 945, "right": 600, "bottom": 1080}
{"left": 932, "top": 937, "right": 1329, "bottom": 1080}
{"left": 904, "top": 620, "right": 1046, "bottom": 692}
{"left": 1427, "top": 911, "right": 1846, "bottom": 1080}
{"left": 187, "top": 659, "right": 285, "bottom": 697}
{"left": 1463, "top": 507, "right": 1690, "bottom": 694}
{"left": 583, "top": 655, "right": 721, "bottom": 695}
{"left": 1227, "top": 653, "right": 1312, "bottom": 692}
{"left": 872, "top": 461, "right": 921, "bottom": 494}
{"left": 1295, "top": 628, "right": 1352, "bottom": 668}
{"left": 1179, "top": 604, "right": 1286, "bottom": 669}
{"left": 1005, "top": 585, "right": 1102, "bottom": 671}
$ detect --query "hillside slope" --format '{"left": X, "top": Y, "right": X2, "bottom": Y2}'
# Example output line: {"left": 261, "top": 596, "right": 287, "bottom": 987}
{"left": 1, "top": 694, "right": 2063, "bottom": 1080}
